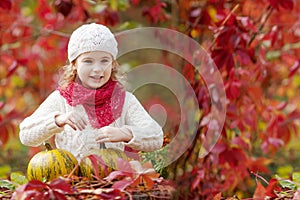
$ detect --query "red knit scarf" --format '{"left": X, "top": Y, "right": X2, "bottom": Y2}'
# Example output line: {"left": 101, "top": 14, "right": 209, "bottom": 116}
{"left": 58, "top": 79, "right": 125, "bottom": 128}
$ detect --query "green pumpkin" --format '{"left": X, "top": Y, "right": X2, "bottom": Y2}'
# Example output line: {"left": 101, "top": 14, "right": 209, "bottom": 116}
{"left": 27, "top": 143, "right": 78, "bottom": 181}
{"left": 79, "top": 148, "right": 128, "bottom": 179}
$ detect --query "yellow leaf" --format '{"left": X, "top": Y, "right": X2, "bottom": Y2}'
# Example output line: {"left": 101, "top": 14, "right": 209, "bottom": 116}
{"left": 208, "top": 6, "right": 218, "bottom": 22}
{"left": 191, "top": 29, "right": 200, "bottom": 38}
{"left": 293, "top": 75, "right": 300, "bottom": 87}
{"left": 0, "top": 165, "right": 11, "bottom": 178}
{"left": 11, "top": 75, "right": 25, "bottom": 88}
{"left": 277, "top": 165, "right": 293, "bottom": 178}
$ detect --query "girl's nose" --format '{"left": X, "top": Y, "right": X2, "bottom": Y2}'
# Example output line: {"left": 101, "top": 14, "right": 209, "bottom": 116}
{"left": 92, "top": 64, "right": 105, "bottom": 73}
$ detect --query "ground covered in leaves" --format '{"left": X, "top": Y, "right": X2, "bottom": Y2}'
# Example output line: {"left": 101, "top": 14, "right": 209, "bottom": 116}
{"left": 0, "top": 158, "right": 175, "bottom": 200}
{"left": 0, "top": 175, "right": 174, "bottom": 200}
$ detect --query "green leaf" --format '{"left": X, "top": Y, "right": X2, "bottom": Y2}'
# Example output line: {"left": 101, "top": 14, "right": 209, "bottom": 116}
{"left": 109, "top": 0, "right": 129, "bottom": 11}
{"left": 292, "top": 172, "right": 300, "bottom": 184}
{"left": 0, "top": 179, "right": 15, "bottom": 190}
{"left": 266, "top": 50, "right": 280, "bottom": 61}
{"left": 276, "top": 175, "right": 296, "bottom": 190}
{"left": 10, "top": 172, "right": 28, "bottom": 185}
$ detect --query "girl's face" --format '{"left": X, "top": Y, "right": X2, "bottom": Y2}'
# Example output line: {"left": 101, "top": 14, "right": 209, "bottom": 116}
{"left": 75, "top": 51, "right": 113, "bottom": 89}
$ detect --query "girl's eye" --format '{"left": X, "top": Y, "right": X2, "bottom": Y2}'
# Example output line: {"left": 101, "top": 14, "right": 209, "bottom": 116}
{"left": 83, "top": 59, "right": 93, "bottom": 63}
{"left": 101, "top": 59, "right": 109, "bottom": 64}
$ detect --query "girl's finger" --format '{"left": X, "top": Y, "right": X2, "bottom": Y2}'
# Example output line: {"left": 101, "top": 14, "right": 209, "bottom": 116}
{"left": 95, "top": 137, "right": 110, "bottom": 143}
{"left": 95, "top": 133, "right": 109, "bottom": 142}
{"left": 67, "top": 119, "right": 77, "bottom": 130}
{"left": 71, "top": 114, "right": 86, "bottom": 131}
{"left": 95, "top": 134, "right": 105, "bottom": 141}
{"left": 75, "top": 119, "right": 85, "bottom": 131}
{"left": 78, "top": 116, "right": 88, "bottom": 129}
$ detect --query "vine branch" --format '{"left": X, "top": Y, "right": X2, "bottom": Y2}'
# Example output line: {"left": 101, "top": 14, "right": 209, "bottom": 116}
{"left": 248, "top": 5, "right": 274, "bottom": 46}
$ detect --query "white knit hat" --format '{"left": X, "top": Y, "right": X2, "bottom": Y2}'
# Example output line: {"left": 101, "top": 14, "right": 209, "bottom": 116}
{"left": 67, "top": 23, "right": 118, "bottom": 62}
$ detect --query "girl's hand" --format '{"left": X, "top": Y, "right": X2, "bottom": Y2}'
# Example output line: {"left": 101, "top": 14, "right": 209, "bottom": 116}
{"left": 95, "top": 126, "right": 133, "bottom": 143}
{"left": 55, "top": 111, "right": 87, "bottom": 131}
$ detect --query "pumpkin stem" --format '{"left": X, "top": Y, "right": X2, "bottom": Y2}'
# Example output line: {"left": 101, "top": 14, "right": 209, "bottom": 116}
{"left": 44, "top": 142, "right": 53, "bottom": 151}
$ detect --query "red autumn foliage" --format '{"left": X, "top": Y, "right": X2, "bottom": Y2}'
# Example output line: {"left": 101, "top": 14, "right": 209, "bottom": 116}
{"left": 12, "top": 178, "right": 74, "bottom": 200}
{"left": 0, "top": 0, "right": 12, "bottom": 10}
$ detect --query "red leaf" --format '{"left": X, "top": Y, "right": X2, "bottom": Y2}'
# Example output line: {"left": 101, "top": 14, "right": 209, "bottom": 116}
{"left": 13, "top": 179, "right": 73, "bottom": 200}
{"left": 182, "top": 63, "right": 195, "bottom": 85}
{"left": 236, "top": 49, "right": 252, "bottom": 65}
{"left": 0, "top": 126, "right": 9, "bottom": 147}
{"left": 12, "top": 189, "right": 42, "bottom": 200}
{"left": 130, "top": 175, "right": 141, "bottom": 187}
{"left": 101, "top": 9, "right": 120, "bottom": 26}
{"left": 268, "top": 137, "right": 284, "bottom": 148}
{"left": 211, "top": 49, "right": 235, "bottom": 70}
{"left": 12, "top": 180, "right": 47, "bottom": 199}
{"left": 87, "top": 154, "right": 108, "bottom": 179}
{"left": 276, "top": 101, "right": 287, "bottom": 111}
{"left": 0, "top": 101, "right": 5, "bottom": 110}
{"left": 52, "top": 190, "right": 68, "bottom": 200}
{"left": 130, "top": 0, "right": 140, "bottom": 6}
{"left": 213, "top": 192, "right": 222, "bottom": 200}
{"left": 253, "top": 181, "right": 266, "bottom": 199}
{"left": 142, "top": 2, "right": 168, "bottom": 24}
{"left": 261, "top": 138, "right": 284, "bottom": 154}
{"left": 54, "top": 0, "right": 73, "bottom": 17}
{"left": 215, "top": 27, "right": 237, "bottom": 48}
{"left": 262, "top": 26, "right": 279, "bottom": 47}
{"left": 190, "top": 8, "right": 201, "bottom": 18}
{"left": 231, "top": 137, "right": 249, "bottom": 150}
{"left": 50, "top": 178, "right": 73, "bottom": 194}
{"left": 211, "top": 142, "right": 227, "bottom": 154}
{"left": 248, "top": 86, "right": 263, "bottom": 107}
{"left": 228, "top": 81, "right": 241, "bottom": 100}
{"left": 288, "top": 60, "right": 300, "bottom": 78}
{"left": 265, "top": 178, "right": 281, "bottom": 198}
{"left": 141, "top": 174, "right": 155, "bottom": 190}
{"left": 242, "top": 105, "right": 257, "bottom": 129}
{"left": 112, "top": 177, "right": 134, "bottom": 190}
{"left": 191, "top": 169, "right": 204, "bottom": 190}
{"left": 248, "top": 157, "right": 270, "bottom": 174}
{"left": 286, "top": 110, "right": 300, "bottom": 132}
{"left": 268, "top": 0, "right": 294, "bottom": 10}
{"left": 268, "top": 0, "right": 280, "bottom": 10}
{"left": 105, "top": 170, "right": 132, "bottom": 182}
{"left": 116, "top": 158, "right": 133, "bottom": 173}
{"left": 25, "top": 180, "right": 48, "bottom": 191}
{"left": 36, "top": 0, "right": 52, "bottom": 20}
{"left": 6, "top": 60, "right": 18, "bottom": 78}
{"left": 219, "top": 147, "right": 247, "bottom": 167}
{"left": 279, "top": 0, "right": 294, "bottom": 10}
{"left": 0, "top": 0, "right": 12, "bottom": 10}
{"left": 236, "top": 16, "right": 257, "bottom": 32}
{"left": 97, "top": 188, "right": 124, "bottom": 199}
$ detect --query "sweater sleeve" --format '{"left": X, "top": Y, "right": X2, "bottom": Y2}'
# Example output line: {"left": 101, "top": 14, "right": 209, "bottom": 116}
{"left": 19, "top": 90, "right": 64, "bottom": 147}
{"left": 122, "top": 93, "right": 163, "bottom": 152}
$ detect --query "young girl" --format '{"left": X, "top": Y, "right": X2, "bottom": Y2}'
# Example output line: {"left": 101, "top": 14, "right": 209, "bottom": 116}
{"left": 19, "top": 23, "right": 164, "bottom": 161}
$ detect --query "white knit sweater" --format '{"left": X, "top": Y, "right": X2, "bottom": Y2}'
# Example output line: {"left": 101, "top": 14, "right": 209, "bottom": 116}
{"left": 19, "top": 90, "right": 163, "bottom": 160}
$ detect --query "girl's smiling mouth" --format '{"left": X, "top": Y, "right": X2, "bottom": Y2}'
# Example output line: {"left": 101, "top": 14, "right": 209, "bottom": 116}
{"left": 89, "top": 75, "right": 104, "bottom": 80}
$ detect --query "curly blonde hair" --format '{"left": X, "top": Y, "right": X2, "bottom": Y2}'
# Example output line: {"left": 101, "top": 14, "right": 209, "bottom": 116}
{"left": 58, "top": 60, "right": 122, "bottom": 89}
